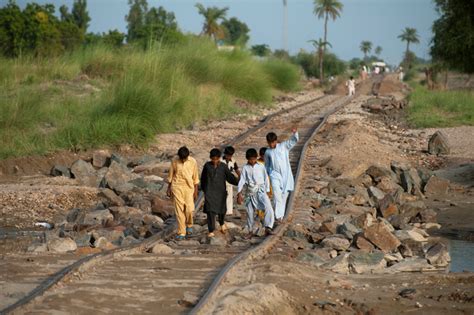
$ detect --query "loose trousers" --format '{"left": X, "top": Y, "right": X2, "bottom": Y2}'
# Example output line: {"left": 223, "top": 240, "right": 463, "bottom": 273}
{"left": 172, "top": 187, "right": 194, "bottom": 236}
{"left": 245, "top": 193, "right": 274, "bottom": 231}
{"left": 207, "top": 213, "right": 225, "bottom": 233}
{"left": 272, "top": 181, "right": 290, "bottom": 220}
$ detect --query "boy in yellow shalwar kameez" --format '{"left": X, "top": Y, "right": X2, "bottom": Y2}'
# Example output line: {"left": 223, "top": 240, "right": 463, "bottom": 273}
{"left": 167, "top": 146, "right": 200, "bottom": 240}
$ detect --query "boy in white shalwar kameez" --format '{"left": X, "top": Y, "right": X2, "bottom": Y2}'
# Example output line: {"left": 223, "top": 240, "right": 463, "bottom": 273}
{"left": 237, "top": 148, "right": 275, "bottom": 236}
{"left": 265, "top": 128, "right": 299, "bottom": 221}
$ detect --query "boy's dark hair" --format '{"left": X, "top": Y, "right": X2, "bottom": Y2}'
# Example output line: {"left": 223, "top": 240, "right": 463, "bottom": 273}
{"left": 177, "top": 146, "right": 190, "bottom": 160}
{"left": 259, "top": 147, "right": 267, "bottom": 157}
{"left": 266, "top": 132, "right": 277, "bottom": 143}
{"left": 223, "top": 146, "right": 235, "bottom": 155}
{"left": 350, "top": 76, "right": 354, "bottom": 80}
{"left": 246, "top": 148, "right": 258, "bottom": 159}
{"left": 210, "top": 148, "right": 221, "bottom": 158}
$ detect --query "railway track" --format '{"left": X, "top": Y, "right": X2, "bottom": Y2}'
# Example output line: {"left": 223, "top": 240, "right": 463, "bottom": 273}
{"left": 1, "top": 89, "right": 363, "bottom": 314}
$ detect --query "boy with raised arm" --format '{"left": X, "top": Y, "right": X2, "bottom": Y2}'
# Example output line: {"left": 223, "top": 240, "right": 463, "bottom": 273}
{"left": 265, "top": 128, "right": 299, "bottom": 222}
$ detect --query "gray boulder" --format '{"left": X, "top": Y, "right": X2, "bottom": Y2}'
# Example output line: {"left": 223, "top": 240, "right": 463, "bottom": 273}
{"left": 47, "top": 237, "right": 77, "bottom": 252}
{"left": 321, "top": 235, "right": 350, "bottom": 251}
{"left": 428, "top": 131, "right": 450, "bottom": 155}
{"left": 71, "top": 159, "right": 100, "bottom": 187}
{"left": 349, "top": 250, "right": 386, "bottom": 274}
{"left": 50, "top": 165, "right": 71, "bottom": 178}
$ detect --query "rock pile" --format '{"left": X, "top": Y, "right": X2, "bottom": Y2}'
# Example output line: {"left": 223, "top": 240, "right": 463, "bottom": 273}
{"left": 292, "top": 161, "right": 451, "bottom": 274}
{"left": 362, "top": 97, "right": 407, "bottom": 113}
{"left": 29, "top": 152, "right": 176, "bottom": 252}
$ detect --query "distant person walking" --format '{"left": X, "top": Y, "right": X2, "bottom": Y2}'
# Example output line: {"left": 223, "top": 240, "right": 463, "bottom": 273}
{"left": 346, "top": 76, "right": 356, "bottom": 96}
{"left": 398, "top": 67, "right": 405, "bottom": 81}
{"left": 264, "top": 128, "right": 299, "bottom": 221}
{"left": 167, "top": 146, "right": 199, "bottom": 240}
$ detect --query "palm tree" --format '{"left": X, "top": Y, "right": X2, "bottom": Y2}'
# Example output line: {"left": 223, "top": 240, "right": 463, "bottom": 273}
{"left": 195, "top": 3, "right": 229, "bottom": 42}
{"left": 375, "top": 45, "right": 382, "bottom": 57}
{"left": 360, "top": 41, "right": 372, "bottom": 59}
{"left": 313, "top": 0, "right": 343, "bottom": 81}
{"left": 308, "top": 38, "right": 332, "bottom": 81}
{"left": 398, "top": 27, "right": 420, "bottom": 56}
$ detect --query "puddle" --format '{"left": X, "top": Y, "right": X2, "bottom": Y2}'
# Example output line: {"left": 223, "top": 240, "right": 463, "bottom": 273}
{"left": 448, "top": 238, "right": 474, "bottom": 273}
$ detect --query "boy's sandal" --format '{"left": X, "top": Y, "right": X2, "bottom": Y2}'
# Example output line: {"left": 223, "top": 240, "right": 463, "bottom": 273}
{"left": 175, "top": 235, "right": 185, "bottom": 241}
{"left": 208, "top": 232, "right": 215, "bottom": 238}
{"left": 186, "top": 227, "right": 193, "bottom": 235}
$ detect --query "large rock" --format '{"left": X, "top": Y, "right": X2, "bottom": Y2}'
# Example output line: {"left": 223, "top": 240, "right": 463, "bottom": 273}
{"left": 93, "top": 236, "right": 115, "bottom": 250}
{"left": 91, "top": 228, "right": 124, "bottom": 245}
{"left": 47, "top": 237, "right": 77, "bottom": 252}
{"left": 428, "top": 131, "right": 450, "bottom": 155}
{"left": 92, "top": 150, "right": 111, "bottom": 168}
{"left": 50, "top": 165, "right": 71, "bottom": 178}
{"left": 320, "top": 253, "right": 350, "bottom": 274}
{"left": 151, "top": 243, "right": 174, "bottom": 254}
{"left": 364, "top": 222, "right": 401, "bottom": 253}
{"left": 319, "top": 220, "right": 338, "bottom": 234}
{"left": 401, "top": 168, "right": 422, "bottom": 195}
{"left": 354, "top": 234, "right": 375, "bottom": 252}
{"left": 349, "top": 250, "right": 386, "bottom": 274}
{"left": 387, "top": 258, "right": 435, "bottom": 273}
{"left": 297, "top": 252, "right": 328, "bottom": 267}
{"left": 109, "top": 206, "right": 143, "bottom": 223}
{"left": 390, "top": 161, "right": 409, "bottom": 181}
{"left": 399, "top": 239, "right": 425, "bottom": 257}
{"left": 104, "top": 161, "right": 140, "bottom": 192}
{"left": 425, "top": 243, "right": 450, "bottom": 267}
{"left": 337, "top": 222, "right": 361, "bottom": 240}
{"left": 71, "top": 159, "right": 100, "bottom": 187}
{"left": 321, "top": 235, "right": 351, "bottom": 251}
{"left": 351, "top": 213, "right": 375, "bottom": 230}
{"left": 83, "top": 209, "right": 114, "bottom": 226}
{"left": 366, "top": 165, "right": 397, "bottom": 182}
{"left": 376, "top": 176, "right": 402, "bottom": 194}
{"left": 424, "top": 176, "right": 449, "bottom": 197}
{"left": 399, "top": 201, "right": 426, "bottom": 224}
{"left": 99, "top": 188, "right": 125, "bottom": 207}
{"left": 367, "top": 186, "right": 385, "bottom": 202}
{"left": 151, "top": 197, "right": 175, "bottom": 219}
{"left": 394, "top": 229, "right": 428, "bottom": 242}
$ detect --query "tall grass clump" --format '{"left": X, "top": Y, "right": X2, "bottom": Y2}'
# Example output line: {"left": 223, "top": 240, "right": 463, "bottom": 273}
{"left": 262, "top": 58, "right": 300, "bottom": 92}
{"left": 1, "top": 37, "right": 302, "bottom": 159}
{"left": 408, "top": 84, "right": 474, "bottom": 128}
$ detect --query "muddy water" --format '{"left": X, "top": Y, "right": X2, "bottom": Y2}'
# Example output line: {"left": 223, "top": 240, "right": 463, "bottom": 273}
{"left": 449, "top": 239, "right": 474, "bottom": 272}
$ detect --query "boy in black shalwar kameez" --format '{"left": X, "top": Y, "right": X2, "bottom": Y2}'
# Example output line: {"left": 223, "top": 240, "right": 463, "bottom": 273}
{"left": 201, "top": 148, "right": 240, "bottom": 237}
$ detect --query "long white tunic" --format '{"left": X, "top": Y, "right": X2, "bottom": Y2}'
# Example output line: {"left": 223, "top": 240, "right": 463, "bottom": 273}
{"left": 264, "top": 132, "right": 298, "bottom": 193}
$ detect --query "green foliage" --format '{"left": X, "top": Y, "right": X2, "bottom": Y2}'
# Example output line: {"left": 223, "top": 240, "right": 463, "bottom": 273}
{"left": 125, "top": 0, "right": 182, "bottom": 47}
{"left": 0, "top": 37, "right": 300, "bottom": 158}
{"left": 398, "top": 27, "right": 420, "bottom": 67}
{"left": 408, "top": 83, "right": 474, "bottom": 128}
{"left": 126, "top": 0, "right": 147, "bottom": 42}
{"left": 431, "top": 0, "right": 474, "bottom": 74}
{"left": 221, "top": 17, "right": 250, "bottom": 46}
{"left": 360, "top": 40, "right": 372, "bottom": 59}
{"left": 195, "top": 3, "right": 229, "bottom": 41}
{"left": 250, "top": 44, "right": 271, "bottom": 57}
{"left": 0, "top": 1, "right": 89, "bottom": 57}
{"left": 273, "top": 49, "right": 290, "bottom": 60}
{"left": 262, "top": 58, "right": 300, "bottom": 92}
{"left": 313, "top": 0, "right": 343, "bottom": 20}
{"left": 102, "top": 29, "right": 125, "bottom": 47}
{"left": 294, "top": 50, "right": 345, "bottom": 78}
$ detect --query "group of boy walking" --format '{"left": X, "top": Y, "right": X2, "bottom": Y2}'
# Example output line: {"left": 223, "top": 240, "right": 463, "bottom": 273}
{"left": 167, "top": 129, "right": 299, "bottom": 240}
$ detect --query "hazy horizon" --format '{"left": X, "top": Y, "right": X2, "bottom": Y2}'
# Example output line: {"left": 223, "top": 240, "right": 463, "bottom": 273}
{"left": 11, "top": 0, "right": 438, "bottom": 65}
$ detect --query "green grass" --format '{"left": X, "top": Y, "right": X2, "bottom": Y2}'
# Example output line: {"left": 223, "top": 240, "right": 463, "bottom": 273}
{"left": 408, "top": 83, "right": 474, "bottom": 128}
{"left": 0, "top": 38, "right": 300, "bottom": 159}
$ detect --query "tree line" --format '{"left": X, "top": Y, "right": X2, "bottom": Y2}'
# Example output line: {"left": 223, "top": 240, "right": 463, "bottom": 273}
{"left": 0, "top": 0, "right": 252, "bottom": 57}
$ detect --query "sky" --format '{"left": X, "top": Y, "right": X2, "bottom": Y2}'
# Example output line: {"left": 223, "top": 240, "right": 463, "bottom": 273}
{"left": 10, "top": 0, "right": 439, "bottom": 65}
